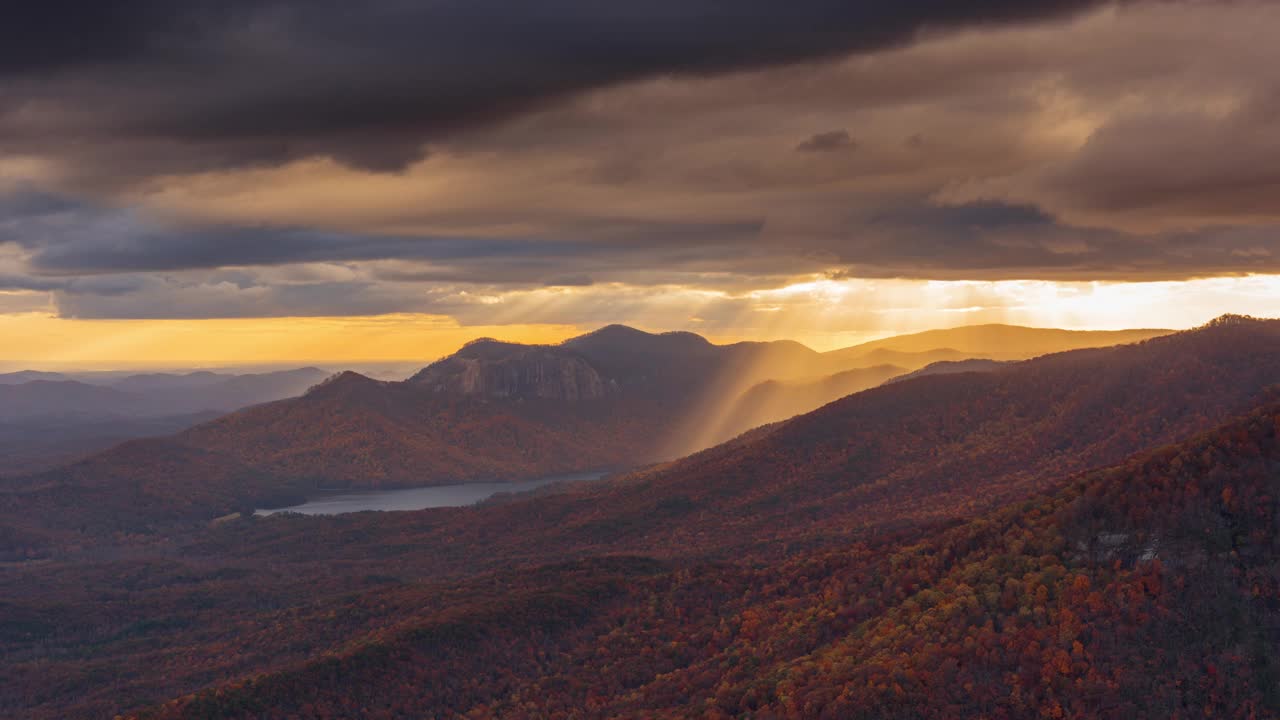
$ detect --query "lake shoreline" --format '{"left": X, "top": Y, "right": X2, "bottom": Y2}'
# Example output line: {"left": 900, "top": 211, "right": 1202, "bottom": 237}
{"left": 254, "top": 470, "right": 610, "bottom": 516}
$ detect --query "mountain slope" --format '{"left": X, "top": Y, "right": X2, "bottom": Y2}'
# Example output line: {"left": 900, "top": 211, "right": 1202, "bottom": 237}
{"left": 0, "top": 321, "right": 1193, "bottom": 543}
{"left": 0, "top": 368, "right": 329, "bottom": 421}
{"left": 0, "top": 327, "right": 870, "bottom": 534}
{"left": 707, "top": 363, "right": 908, "bottom": 443}
{"left": 884, "top": 357, "right": 1009, "bottom": 384}
{"left": 179, "top": 371, "right": 644, "bottom": 488}
{"left": 4, "top": 373, "right": 649, "bottom": 533}
{"left": 0, "top": 368, "right": 329, "bottom": 476}
{"left": 1, "top": 317, "right": 1276, "bottom": 719}
{"left": 827, "top": 323, "right": 1171, "bottom": 361}
{"left": 410, "top": 339, "right": 613, "bottom": 400}
{"left": 226, "top": 315, "right": 1280, "bottom": 571}
{"left": 833, "top": 347, "right": 976, "bottom": 370}
{"left": 120, "top": 368, "right": 329, "bottom": 413}
{"left": 0, "top": 370, "right": 72, "bottom": 385}
{"left": 0, "top": 412, "right": 222, "bottom": 477}
{"left": 118, "top": 400, "right": 1280, "bottom": 720}
{"left": 534, "top": 315, "right": 1280, "bottom": 556}
{"left": 0, "top": 381, "right": 149, "bottom": 420}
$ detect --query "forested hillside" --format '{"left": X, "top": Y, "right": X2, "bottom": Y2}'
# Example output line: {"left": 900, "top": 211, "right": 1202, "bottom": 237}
{"left": 0, "top": 317, "right": 1273, "bottom": 719}
{"left": 1, "top": 322, "right": 1175, "bottom": 548}
{"left": 188, "top": 315, "right": 1280, "bottom": 571}
{"left": 118, "top": 402, "right": 1280, "bottom": 719}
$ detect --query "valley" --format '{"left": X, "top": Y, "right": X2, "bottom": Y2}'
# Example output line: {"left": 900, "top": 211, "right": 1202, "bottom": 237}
{"left": 0, "top": 316, "right": 1275, "bottom": 719}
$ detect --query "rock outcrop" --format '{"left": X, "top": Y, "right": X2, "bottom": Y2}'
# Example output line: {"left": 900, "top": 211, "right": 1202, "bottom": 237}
{"left": 410, "top": 340, "right": 612, "bottom": 400}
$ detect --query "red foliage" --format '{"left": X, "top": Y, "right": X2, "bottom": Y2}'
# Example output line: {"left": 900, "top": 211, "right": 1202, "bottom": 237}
{"left": 102, "top": 405, "right": 1280, "bottom": 720}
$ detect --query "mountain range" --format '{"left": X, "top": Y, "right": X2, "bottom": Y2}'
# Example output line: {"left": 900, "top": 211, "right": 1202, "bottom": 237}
{"left": 143, "top": 399, "right": 1280, "bottom": 720}
{"left": 0, "top": 368, "right": 330, "bottom": 475}
{"left": 825, "top": 323, "right": 1169, "bottom": 361}
{"left": 0, "top": 323, "right": 1171, "bottom": 537}
{"left": 0, "top": 315, "right": 1273, "bottom": 719}
{"left": 169, "top": 314, "right": 1280, "bottom": 571}
{"left": 0, "top": 367, "right": 330, "bottom": 419}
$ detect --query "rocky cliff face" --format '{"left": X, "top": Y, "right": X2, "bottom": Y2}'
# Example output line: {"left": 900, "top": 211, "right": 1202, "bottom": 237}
{"left": 410, "top": 341, "right": 614, "bottom": 401}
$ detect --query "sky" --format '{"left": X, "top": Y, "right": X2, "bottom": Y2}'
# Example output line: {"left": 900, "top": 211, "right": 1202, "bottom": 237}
{"left": 3, "top": 1, "right": 1280, "bottom": 366}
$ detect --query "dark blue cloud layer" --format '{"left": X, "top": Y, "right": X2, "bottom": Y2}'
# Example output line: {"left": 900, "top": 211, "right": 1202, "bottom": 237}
{"left": 1, "top": 1, "right": 1112, "bottom": 173}
{"left": 4, "top": 191, "right": 1280, "bottom": 308}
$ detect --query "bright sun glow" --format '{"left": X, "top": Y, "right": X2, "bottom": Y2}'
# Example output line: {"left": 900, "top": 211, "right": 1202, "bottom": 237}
{"left": 2, "top": 274, "right": 1278, "bottom": 368}
{"left": 0, "top": 312, "right": 581, "bottom": 370}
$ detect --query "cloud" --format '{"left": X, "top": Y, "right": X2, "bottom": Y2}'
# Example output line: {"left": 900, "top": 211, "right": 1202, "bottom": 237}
{"left": 5, "top": 1, "right": 1280, "bottom": 326}
{"left": 796, "top": 130, "right": 855, "bottom": 153}
{"left": 0, "top": 190, "right": 551, "bottom": 276}
{"left": 0, "top": 274, "right": 64, "bottom": 292}
{"left": 96, "top": 3, "right": 1279, "bottom": 278}
{"left": 942, "top": 97, "right": 1280, "bottom": 231}
{"left": 543, "top": 274, "right": 594, "bottom": 288}
{"left": 5, "top": 178, "right": 1280, "bottom": 325}
{"left": 52, "top": 277, "right": 425, "bottom": 319}
{"left": 0, "top": 0, "right": 1113, "bottom": 181}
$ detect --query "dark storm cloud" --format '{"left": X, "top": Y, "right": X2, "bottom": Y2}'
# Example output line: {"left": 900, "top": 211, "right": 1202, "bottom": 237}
{"left": 796, "top": 130, "right": 856, "bottom": 153}
{"left": 0, "top": 190, "right": 780, "bottom": 288}
{"left": 782, "top": 200, "right": 1280, "bottom": 281}
{"left": 0, "top": 274, "right": 64, "bottom": 292}
{"left": 0, "top": 0, "right": 1114, "bottom": 176}
{"left": 24, "top": 225, "right": 508, "bottom": 274}
{"left": 6, "top": 187, "right": 1280, "bottom": 318}
{"left": 51, "top": 277, "right": 432, "bottom": 320}
{"left": 1008, "top": 95, "right": 1280, "bottom": 228}
{"left": 0, "top": 190, "right": 563, "bottom": 274}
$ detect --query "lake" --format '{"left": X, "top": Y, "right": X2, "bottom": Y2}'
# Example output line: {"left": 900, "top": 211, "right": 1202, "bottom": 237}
{"left": 255, "top": 470, "right": 607, "bottom": 516}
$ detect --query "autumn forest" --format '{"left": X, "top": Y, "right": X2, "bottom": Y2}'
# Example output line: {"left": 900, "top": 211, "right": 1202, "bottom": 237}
{"left": 0, "top": 316, "right": 1276, "bottom": 718}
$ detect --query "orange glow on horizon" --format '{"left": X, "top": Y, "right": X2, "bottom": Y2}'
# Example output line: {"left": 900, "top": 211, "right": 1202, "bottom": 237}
{"left": 2, "top": 274, "right": 1279, "bottom": 370}
{"left": 0, "top": 312, "right": 581, "bottom": 370}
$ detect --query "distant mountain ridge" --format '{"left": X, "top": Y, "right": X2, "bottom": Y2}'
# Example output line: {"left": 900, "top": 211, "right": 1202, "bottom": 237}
{"left": 8, "top": 328, "right": 836, "bottom": 525}
{"left": 0, "top": 370, "right": 71, "bottom": 385}
{"left": 883, "top": 357, "right": 1009, "bottom": 384}
{"left": 0, "top": 380, "right": 145, "bottom": 421}
{"left": 828, "top": 323, "right": 1169, "bottom": 360}
{"left": 708, "top": 364, "right": 908, "bottom": 443}
{"left": 0, "top": 412, "right": 224, "bottom": 477}
{"left": 1, "top": 321, "right": 1176, "bottom": 538}
{"left": 0, "top": 367, "right": 328, "bottom": 419}
{"left": 531, "top": 315, "right": 1280, "bottom": 557}
{"left": 0, "top": 367, "right": 330, "bottom": 476}
{"left": 257, "top": 314, "right": 1280, "bottom": 573}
